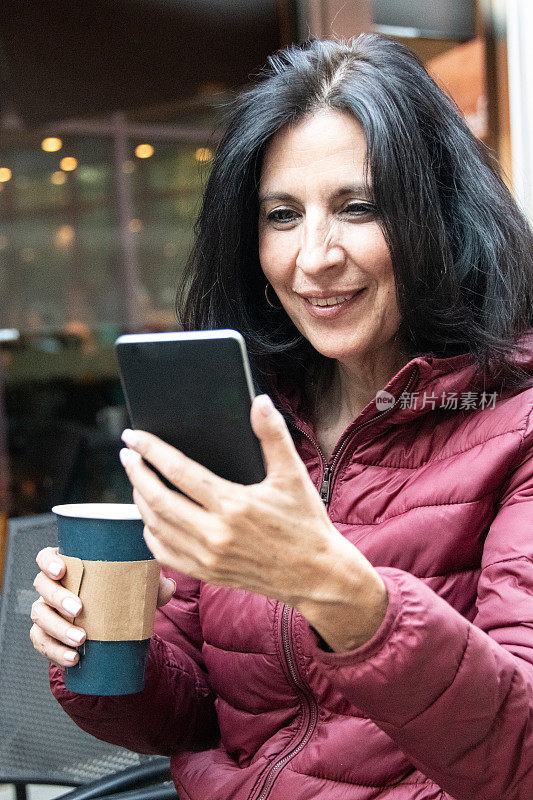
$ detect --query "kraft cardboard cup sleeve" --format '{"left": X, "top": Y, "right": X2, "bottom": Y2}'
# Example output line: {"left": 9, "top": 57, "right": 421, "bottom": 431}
{"left": 52, "top": 503, "right": 159, "bottom": 695}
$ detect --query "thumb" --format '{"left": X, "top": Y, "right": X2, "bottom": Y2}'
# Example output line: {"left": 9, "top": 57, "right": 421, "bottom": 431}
{"left": 251, "top": 394, "right": 302, "bottom": 476}
{"left": 157, "top": 575, "right": 176, "bottom": 607}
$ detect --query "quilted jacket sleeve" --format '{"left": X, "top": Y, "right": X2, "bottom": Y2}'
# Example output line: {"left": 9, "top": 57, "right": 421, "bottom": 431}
{"left": 303, "top": 406, "right": 533, "bottom": 800}
{"left": 49, "top": 568, "right": 220, "bottom": 755}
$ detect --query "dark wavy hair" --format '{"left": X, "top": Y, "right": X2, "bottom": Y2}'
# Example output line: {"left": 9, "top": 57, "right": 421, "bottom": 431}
{"left": 177, "top": 35, "right": 533, "bottom": 396}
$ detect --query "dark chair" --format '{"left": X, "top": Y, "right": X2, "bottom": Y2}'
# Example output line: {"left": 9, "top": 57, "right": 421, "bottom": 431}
{"left": 9, "top": 421, "right": 89, "bottom": 514}
{"left": 0, "top": 514, "right": 178, "bottom": 800}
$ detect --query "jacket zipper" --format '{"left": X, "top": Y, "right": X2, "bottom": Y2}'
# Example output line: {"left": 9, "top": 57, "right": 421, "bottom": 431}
{"left": 294, "top": 366, "right": 418, "bottom": 505}
{"left": 250, "top": 606, "right": 318, "bottom": 800}
{"left": 247, "top": 367, "right": 418, "bottom": 799}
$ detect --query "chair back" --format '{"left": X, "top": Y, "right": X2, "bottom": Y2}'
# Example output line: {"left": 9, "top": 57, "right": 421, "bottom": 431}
{"left": 0, "top": 514, "right": 149, "bottom": 785}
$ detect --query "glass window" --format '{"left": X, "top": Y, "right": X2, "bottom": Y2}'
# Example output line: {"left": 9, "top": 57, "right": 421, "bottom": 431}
{"left": 0, "top": 116, "right": 215, "bottom": 516}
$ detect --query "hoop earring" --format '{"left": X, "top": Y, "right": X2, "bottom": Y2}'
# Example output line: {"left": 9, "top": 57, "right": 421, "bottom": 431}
{"left": 265, "top": 282, "right": 282, "bottom": 310}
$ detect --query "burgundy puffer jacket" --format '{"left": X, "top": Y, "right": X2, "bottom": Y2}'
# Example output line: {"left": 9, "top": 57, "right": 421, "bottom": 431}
{"left": 50, "top": 332, "right": 533, "bottom": 800}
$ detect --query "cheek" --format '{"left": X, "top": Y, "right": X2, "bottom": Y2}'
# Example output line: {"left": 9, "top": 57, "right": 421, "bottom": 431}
{"left": 355, "top": 229, "right": 398, "bottom": 318}
{"left": 347, "top": 225, "right": 391, "bottom": 272}
{"left": 258, "top": 228, "right": 272, "bottom": 275}
{"left": 377, "top": 278, "right": 402, "bottom": 331}
{"left": 258, "top": 231, "right": 293, "bottom": 283}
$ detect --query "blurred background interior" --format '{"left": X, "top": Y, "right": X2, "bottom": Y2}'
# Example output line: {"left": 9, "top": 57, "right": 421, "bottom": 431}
{"left": 0, "top": 0, "right": 531, "bottom": 584}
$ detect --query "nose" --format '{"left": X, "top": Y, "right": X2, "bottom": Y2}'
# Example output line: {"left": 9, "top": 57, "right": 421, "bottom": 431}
{"left": 295, "top": 217, "right": 346, "bottom": 274}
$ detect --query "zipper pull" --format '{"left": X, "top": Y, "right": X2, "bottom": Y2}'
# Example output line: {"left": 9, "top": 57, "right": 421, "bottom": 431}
{"left": 320, "top": 467, "right": 332, "bottom": 504}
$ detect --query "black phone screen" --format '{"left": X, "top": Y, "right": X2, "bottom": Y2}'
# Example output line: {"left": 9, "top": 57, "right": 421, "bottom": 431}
{"left": 115, "top": 331, "right": 266, "bottom": 486}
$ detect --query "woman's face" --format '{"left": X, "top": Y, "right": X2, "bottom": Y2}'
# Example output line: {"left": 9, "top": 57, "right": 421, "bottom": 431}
{"left": 258, "top": 108, "right": 402, "bottom": 370}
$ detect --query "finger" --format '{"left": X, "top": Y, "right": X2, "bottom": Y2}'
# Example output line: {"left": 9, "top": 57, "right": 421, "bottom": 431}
{"left": 30, "top": 597, "right": 86, "bottom": 647}
{"left": 30, "top": 623, "right": 79, "bottom": 667}
{"left": 36, "top": 547, "right": 66, "bottom": 580}
{"left": 120, "top": 446, "right": 212, "bottom": 528}
{"left": 143, "top": 524, "right": 207, "bottom": 581}
{"left": 134, "top": 487, "right": 195, "bottom": 548}
{"left": 250, "top": 395, "right": 305, "bottom": 477}
{"left": 135, "top": 490, "right": 209, "bottom": 567}
{"left": 33, "top": 571, "right": 82, "bottom": 620}
{"left": 120, "top": 429, "right": 231, "bottom": 509}
{"left": 157, "top": 574, "right": 176, "bottom": 607}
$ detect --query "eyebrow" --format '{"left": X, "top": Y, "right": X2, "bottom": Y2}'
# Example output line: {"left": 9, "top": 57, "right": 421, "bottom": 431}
{"left": 258, "top": 184, "right": 374, "bottom": 205}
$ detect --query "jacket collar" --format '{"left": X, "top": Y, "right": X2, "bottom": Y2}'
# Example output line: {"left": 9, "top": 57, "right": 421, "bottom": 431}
{"left": 274, "top": 329, "right": 533, "bottom": 436}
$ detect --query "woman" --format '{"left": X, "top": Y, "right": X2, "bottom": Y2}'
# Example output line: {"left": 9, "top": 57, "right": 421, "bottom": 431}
{"left": 31, "top": 36, "right": 533, "bottom": 799}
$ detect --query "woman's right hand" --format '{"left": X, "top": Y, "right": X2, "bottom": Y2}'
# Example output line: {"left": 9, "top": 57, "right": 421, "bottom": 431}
{"left": 30, "top": 546, "right": 176, "bottom": 669}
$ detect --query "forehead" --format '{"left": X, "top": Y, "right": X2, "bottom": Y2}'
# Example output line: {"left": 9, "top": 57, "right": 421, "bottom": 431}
{"left": 260, "top": 109, "right": 368, "bottom": 189}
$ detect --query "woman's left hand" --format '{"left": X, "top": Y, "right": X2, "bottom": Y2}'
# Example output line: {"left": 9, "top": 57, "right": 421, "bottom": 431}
{"left": 120, "top": 394, "right": 388, "bottom": 651}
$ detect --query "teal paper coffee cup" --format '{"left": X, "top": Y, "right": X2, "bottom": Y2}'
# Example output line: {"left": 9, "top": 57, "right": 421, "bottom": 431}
{"left": 52, "top": 503, "right": 159, "bottom": 695}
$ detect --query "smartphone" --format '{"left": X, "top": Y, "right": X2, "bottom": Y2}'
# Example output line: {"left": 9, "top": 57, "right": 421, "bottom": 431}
{"left": 115, "top": 330, "right": 266, "bottom": 486}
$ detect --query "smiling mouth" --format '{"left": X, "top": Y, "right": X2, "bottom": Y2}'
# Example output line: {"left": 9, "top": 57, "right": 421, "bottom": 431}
{"left": 305, "top": 290, "right": 365, "bottom": 307}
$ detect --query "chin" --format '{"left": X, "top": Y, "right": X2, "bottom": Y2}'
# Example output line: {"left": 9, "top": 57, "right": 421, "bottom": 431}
{"left": 304, "top": 330, "right": 363, "bottom": 354}
{"left": 309, "top": 343, "right": 363, "bottom": 362}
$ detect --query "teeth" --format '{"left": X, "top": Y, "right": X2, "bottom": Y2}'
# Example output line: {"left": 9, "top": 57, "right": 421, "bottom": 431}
{"left": 308, "top": 293, "right": 354, "bottom": 307}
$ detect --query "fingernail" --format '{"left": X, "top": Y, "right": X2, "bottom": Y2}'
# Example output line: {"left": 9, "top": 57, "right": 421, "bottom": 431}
{"left": 67, "top": 627, "right": 85, "bottom": 644}
{"left": 62, "top": 597, "right": 82, "bottom": 616}
{"left": 121, "top": 429, "right": 138, "bottom": 446}
{"left": 120, "top": 447, "right": 132, "bottom": 467}
{"left": 64, "top": 651, "right": 78, "bottom": 662}
{"left": 167, "top": 578, "right": 177, "bottom": 593}
{"left": 120, "top": 447, "right": 142, "bottom": 467}
{"left": 256, "top": 394, "right": 274, "bottom": 417}
{"left": 48, "top": 561, "right": 63, "bottom": 577}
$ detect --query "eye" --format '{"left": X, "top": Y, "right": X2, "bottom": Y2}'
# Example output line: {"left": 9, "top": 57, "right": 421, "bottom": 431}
{"left": 266, "top": 208, "right": 299, "bottom": 224}
{"left": 342, "top": 202, "right": 377, "bottom": 217}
